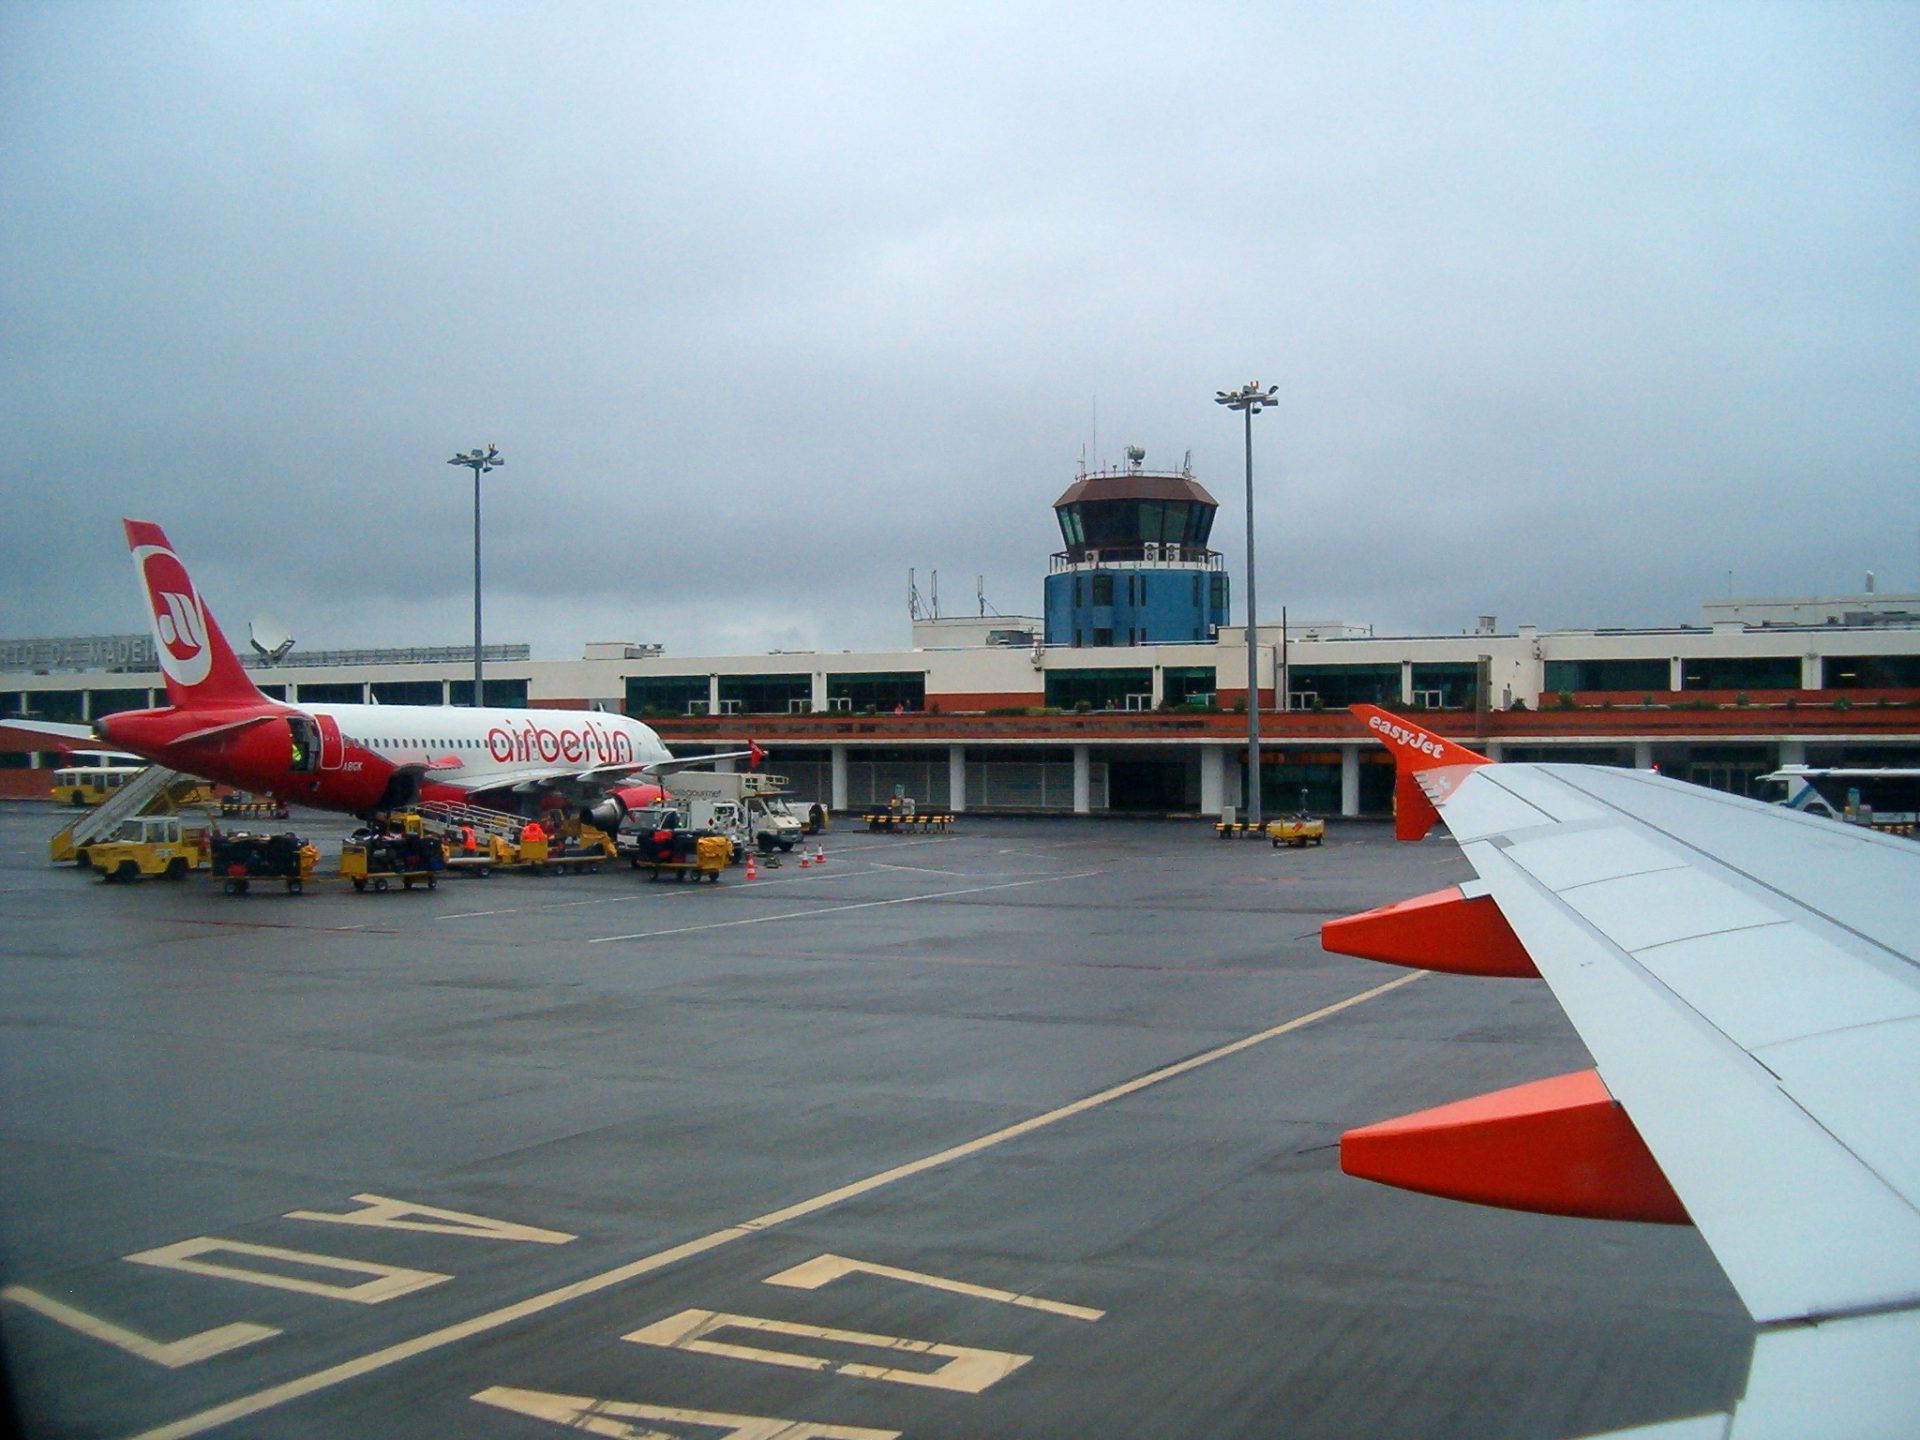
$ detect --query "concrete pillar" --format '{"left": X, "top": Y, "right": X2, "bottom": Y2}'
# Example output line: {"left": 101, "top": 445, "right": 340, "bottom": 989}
{"left": 812, "top": 672, "right": 829, "bottom": 713}
{"left": 1200, "top": 746, "right": 1225, "bottom": 816}
{"left": 1670, "top": 657, "right": 1684, "bottom": 691}
{"left": 948, "top": 744, "right": 967, "bottom": 814}
{"left": 1779, "top": 739, "right": 1807, "bottom": 767}
{"left": 1072, "top": 744, "right": 1091, "bottom": 815}
{"left": 1150, "top": 667, "right": 1165, "bottom": 708}
{"left": 1633, "top": 741, "right": 1654, "bottom": 770}
{"left": 715, "top": 755, "right": 737, "bottom": 773}
{"left": 1801, "top": 654, "right": 1821, "bottom": 690}
{"left": 708, "top": 675, "right": 722, "bottom": 716}
{"left": 1400, "top": 660, "right": 1414, "bottom": 705}
{"left": 1484, "top": 740, "right": 1503, "bottom": 762}
{"left": 1340, "top": 747, "right": 1360, "bottom": 817}
{"left": 830, "top": 745, "right": 849, "bottom": 812}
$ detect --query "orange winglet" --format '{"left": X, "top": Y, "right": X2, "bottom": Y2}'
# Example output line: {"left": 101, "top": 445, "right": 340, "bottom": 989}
{"left": 1341, "top": 1069, "right": 1688, "bottom": 1225}
{"left": 1322, "top": 885, "right": 1539, "bottom": 978}
{"left": 1349, "top": 703, "right": 1490, "bottom": 840}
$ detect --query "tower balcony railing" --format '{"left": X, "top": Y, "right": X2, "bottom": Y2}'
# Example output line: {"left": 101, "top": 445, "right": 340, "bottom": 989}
{"left": 1050, "top": 545, "right": 1225, "bottom": 573}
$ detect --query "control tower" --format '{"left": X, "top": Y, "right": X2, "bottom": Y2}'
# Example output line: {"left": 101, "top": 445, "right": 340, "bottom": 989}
{"left": 1044, "top": 448, "right": 1229, "bottom": 646}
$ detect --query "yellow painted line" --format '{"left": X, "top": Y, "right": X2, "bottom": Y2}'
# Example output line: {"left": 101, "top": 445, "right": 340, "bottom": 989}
{"left": 763, "top": 1253, "right": 1103, "bottom": 1321}
{"left": 587, "top": 870, "right": 1107, "bottom": 944}
{"left": 623, "top": 1308, "right": 1032, "bottom": 1393}
{"left": 122, "top": 969, "right": 1424, "bottom": 1440}
{"left": 0, "top": 1286, "right": 278, "bottom": 1370}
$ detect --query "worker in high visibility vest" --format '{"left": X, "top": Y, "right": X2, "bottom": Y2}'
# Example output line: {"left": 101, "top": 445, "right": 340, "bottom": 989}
{"left": 520, "top": 819, "right": 546, "bottom": 845}
{"left": 460, "top": 824, "right": 478, "bottom": 855}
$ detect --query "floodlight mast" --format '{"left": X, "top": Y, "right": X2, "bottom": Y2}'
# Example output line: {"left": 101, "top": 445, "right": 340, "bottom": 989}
{"left": 446, "top": 445, "right": 504, "bottom": 707}
{"left": 1213, "top": 382, "right": 1279, "bottom": 827}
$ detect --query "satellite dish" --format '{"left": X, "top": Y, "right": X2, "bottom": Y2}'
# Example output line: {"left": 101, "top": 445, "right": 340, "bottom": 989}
{"left": 248, "top": 615, "right": 295, "bottom": 665}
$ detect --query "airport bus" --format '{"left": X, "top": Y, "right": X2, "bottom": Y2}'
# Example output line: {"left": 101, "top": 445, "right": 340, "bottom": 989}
{"left": 48, "top": 751, "right": 148, "bottom": 807}
{"left": 1758, "top": 765, "right": 1920, "bottom": 831}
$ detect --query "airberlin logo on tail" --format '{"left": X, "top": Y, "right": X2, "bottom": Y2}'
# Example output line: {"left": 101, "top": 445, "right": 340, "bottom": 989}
{"left": 1367, "top": 713, "right": 1449, "bottom": 759}
{"left": 131, "top": 544, "right": 212, "bottom": 687}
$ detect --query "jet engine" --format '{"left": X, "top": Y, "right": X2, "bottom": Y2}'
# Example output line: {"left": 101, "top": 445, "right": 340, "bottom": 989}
{"left": 581, "top": 781, "right": 668, "bottom": 833}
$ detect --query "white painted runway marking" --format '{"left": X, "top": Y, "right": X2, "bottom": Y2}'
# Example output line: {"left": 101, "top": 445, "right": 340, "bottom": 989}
{"left": 586, "top": 871, "right": 1106, "bottom": 944}
{"left": 121, "top": 971, "right": 1424, "bottom": 1440}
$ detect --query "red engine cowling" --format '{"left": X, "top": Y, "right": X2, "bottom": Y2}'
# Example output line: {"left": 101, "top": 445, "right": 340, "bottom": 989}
{"left": 581, "top": 782, "right": 668, "bottom": 832}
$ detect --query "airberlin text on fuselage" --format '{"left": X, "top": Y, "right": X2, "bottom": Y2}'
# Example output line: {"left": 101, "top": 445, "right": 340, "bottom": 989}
{"left": 487, "top": 719, "right": 634, "bottom": 766}
{"left": 1367, "top": 713, "right": 1449, "bottom": 759}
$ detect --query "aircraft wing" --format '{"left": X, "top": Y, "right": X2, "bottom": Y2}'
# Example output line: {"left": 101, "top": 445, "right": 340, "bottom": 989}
{"left": 1338, "top": 705, "right": 1920, "bottom": 1438}
{"left": 0, "top": 718, "right": 98, "bottom": 746}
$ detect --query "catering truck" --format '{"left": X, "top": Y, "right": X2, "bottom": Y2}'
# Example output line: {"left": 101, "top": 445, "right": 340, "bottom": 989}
{"left": 655, "top": 771, "right": 806, "bottom": 854}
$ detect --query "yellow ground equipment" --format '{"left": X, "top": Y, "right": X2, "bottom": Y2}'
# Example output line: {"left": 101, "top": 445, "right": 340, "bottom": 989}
{"left": 514, "top": 821, "right": 616, "bottom": 875}
{"left": 53, "top": 765, "right": 217, "bottom": 865}
{"left": 340, "top": 815, "right": 446, "bottom": 892}
{"left": 219, "top": 793, "right": 290, "bottom": 820}
{"left": 629, "top": 831, "right": 733, "bottom": 882}
{"left": 82, "top": 815, "right": 210, "bottom": 882}
{"left": 209, "top": 831, "right": 318, "bottom": 895}
{"left": 1268, "top": 816, "right": 1326, "bottom": 848}
{"left": 860, "top": 798, "right": 954, "bottom": 833}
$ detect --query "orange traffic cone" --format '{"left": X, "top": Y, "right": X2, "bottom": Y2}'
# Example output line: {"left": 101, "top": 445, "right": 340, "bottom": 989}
{"left": 814, "top": 843, "right": 825, "bottom": 865}
{"left": 799, "top": 853, "right": 811, "bottom": 868}
{"left": 745, "top": 853, "right": 757, "bottom": 881}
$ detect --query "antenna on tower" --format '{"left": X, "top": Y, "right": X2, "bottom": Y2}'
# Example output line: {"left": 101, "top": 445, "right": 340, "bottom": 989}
{"left": 908, "top": 568, "right": 924, "bottom": 621}
{"left": 931, "top": 570, "right": 940, "bottom": 620}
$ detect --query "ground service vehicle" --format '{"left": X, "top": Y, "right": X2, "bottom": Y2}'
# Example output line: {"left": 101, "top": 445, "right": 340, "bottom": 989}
{"left": 340, "top": 821, "right": 446, "bottom": 892}
{"left": 210, "top": 831, "right": 318, "bottom": 894}
{"left": 83, "top": 815, "right": 209, "bottom": 881}
{"left": 627, "top": 822, "right": 732, "bottom": 882}
{"left": 1759, "top": 765, "right": 1920, "bottom": 833}
{"left": 514, "top": 820, "right": 616, "bottom": 874}
{"left": 666, "top": 771, "right": 805, "bottom": 852}
{"left": 1268, "top": 816, "right": 1325, "bottom": 847}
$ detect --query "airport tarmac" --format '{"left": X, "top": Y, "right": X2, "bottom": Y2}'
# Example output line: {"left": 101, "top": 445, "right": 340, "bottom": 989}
{"left": 0, "top": 807, "right": 1752, "bottom": 1440}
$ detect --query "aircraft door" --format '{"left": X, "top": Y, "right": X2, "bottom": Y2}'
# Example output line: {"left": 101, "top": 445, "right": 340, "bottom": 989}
{"left": 314, "top": 713, "right": 345, "bottom": 770}
{"left": 288, "top": 714, "right": 321, "bottom": 773}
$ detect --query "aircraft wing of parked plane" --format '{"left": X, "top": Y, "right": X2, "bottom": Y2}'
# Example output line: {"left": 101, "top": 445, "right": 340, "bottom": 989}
{"left": 4, "top": 520, "right": 758, "bottom": 825}
{"left": 1328, "top": 705, "right": 1920, "bottom": 1437}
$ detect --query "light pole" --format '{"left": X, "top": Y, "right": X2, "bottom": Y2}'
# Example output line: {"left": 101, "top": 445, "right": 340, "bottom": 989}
{"left": 1214, "top": 382, "right": 1278, "bottom": 826}
{"left": 446, "top": 445, "right": 504, "bottom": 707}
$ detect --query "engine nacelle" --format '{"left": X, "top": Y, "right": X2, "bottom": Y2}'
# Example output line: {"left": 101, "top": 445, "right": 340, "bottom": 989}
{"left": 582, "top": 781, "right": 668, "bottom": 833}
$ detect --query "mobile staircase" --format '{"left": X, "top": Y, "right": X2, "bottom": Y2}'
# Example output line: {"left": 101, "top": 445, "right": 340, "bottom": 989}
{"left": 51, "top": 766, "right": 210, "bottom": 864}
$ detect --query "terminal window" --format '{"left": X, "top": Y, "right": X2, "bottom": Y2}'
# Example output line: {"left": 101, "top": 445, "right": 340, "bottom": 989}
{"left": 1543, "top": 658, "right": 1670, "bottom": 694}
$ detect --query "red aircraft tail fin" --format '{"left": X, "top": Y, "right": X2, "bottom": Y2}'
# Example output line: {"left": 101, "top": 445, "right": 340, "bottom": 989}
{"left": 1349, "top": 704, "right": 1491, "bottom": 840}
{"left": 124, "top": 519, "right": 268, "bottom": 710}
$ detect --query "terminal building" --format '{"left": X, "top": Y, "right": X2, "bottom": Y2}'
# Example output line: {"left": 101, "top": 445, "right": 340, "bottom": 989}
{"left": 8, "top": 456, "right": 1920, "bottom": 817}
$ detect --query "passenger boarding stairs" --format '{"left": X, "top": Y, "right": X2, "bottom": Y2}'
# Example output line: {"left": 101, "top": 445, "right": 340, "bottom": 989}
{"left": 50, "top": 766, "right": 209, "bottom": 863}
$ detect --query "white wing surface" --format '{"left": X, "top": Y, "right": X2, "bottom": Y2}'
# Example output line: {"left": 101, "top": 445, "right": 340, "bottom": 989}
{"left": 1334, "top": 706, "right": 1920, "bottom": 1439}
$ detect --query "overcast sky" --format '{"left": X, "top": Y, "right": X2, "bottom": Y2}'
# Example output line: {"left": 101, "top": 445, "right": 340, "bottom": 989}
{"left": 3, "top": 2, "right": 1915, "bottom": 661}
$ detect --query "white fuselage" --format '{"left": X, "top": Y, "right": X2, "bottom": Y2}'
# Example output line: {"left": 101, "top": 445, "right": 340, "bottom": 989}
{"left": 304, "top": 703, "right": 671, "bottom": 787}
